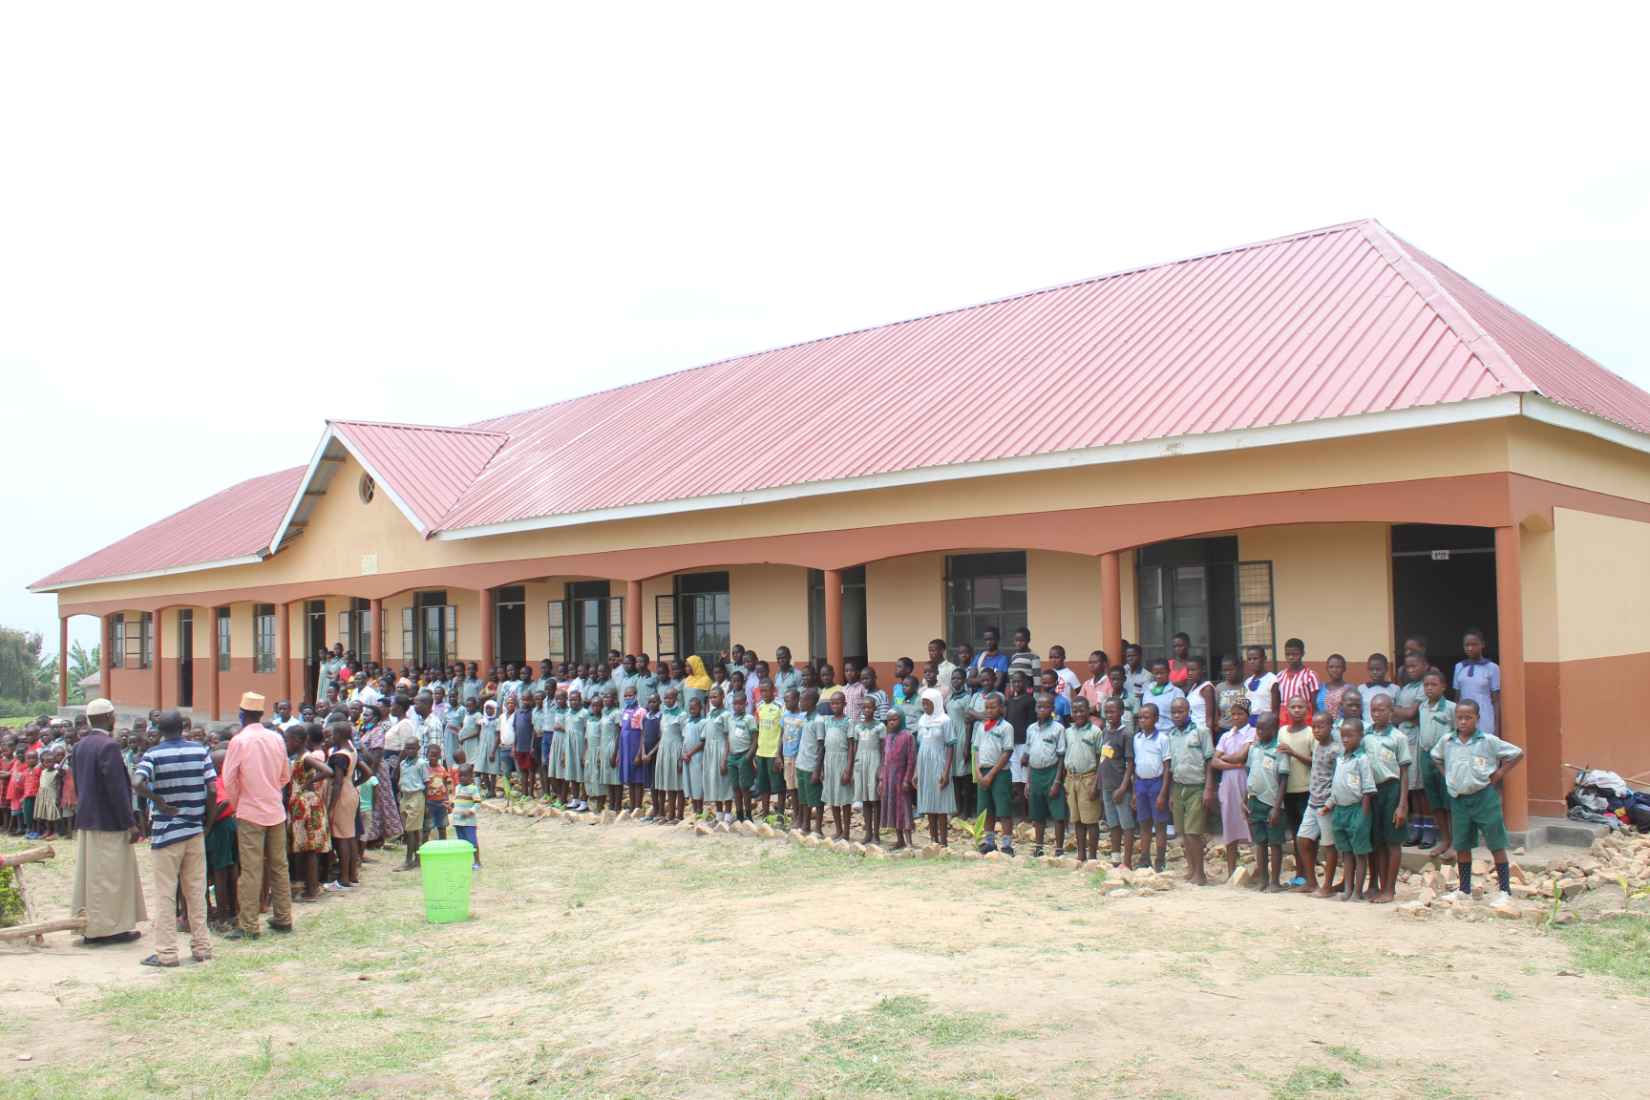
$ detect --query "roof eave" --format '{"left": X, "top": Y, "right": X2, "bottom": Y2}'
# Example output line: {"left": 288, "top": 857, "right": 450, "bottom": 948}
{"left": 30, "top": 552, "right": 269, "bottom": 595}
{"left": 432, "top": 394, "right": 1528, "bottom": 542}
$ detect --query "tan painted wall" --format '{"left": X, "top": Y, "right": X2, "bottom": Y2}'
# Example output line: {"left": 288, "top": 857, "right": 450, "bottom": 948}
{"left": 1027, "top": 550, "right": 1104, "bottom": 657}
{"left": 1553, "top": 508, "right": 1650, "bottom": 661}
{"left": 1520, "top": 523, "right": 1559, "bottom": 663}
{"left": 1238, "top": 524, "right": 1392, "bottom": 662}
{"left": 54, "top": 421, "right": 1521, "bottom": 612}
{"left": 727, "top": 564, "right": 809, "bottom": 660}
{"left": 866, "top": 553, "right": 945, "bottom": 662}
{"left": 1508, "top": 419, "right": 1650, "bottom": 507}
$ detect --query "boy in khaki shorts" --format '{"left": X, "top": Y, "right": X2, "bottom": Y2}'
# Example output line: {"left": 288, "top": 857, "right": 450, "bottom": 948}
{"left": 1063, "top": 698, "right": 1103, "bottom": 863}
{"left": 1160, "top": 697, "right": 1215, "bottom": 886}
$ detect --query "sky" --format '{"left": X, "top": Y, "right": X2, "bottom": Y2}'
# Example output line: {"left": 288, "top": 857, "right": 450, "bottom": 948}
{"left": 3, "top": 3, "right": 1647, "bottom": 658}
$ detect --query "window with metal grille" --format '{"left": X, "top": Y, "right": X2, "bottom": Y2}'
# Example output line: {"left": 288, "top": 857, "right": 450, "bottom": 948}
{"left": 216, "top": 608, "right": 231, "bottom": 672}
{"left": 253, "top": 604, "right": 277, "bottom": 674}
{"left": 110, "top": 614, "right": 125, "bottom": 669}
{"left": 945, "top": 553, "right": 1027, "bottom": 652}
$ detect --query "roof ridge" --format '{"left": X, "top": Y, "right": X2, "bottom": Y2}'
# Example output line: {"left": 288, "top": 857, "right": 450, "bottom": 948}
{"left": 331, "top": 418, "right": 509, "bottom": 438}
{"left": 1354, "top": 221, "right": 1535, "bottom": 395}
{"left": 467, "top": 219, "right": 1382, "bottom": 431}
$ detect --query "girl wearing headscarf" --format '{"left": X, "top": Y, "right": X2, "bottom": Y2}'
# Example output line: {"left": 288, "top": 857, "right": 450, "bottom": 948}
{"left": 879, "top": 710, "right": 915, "bottom": 850}
{"left": 681, "top": 655, "right": 715, "bottom": 711}
{"left": 478, "top": 699, "right": 503, "bottom": 798}
{"left": 913, "top": 687, "right": 957, "bottom": 847}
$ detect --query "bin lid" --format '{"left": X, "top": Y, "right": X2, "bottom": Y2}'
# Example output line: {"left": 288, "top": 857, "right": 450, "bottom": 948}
{"left": 418, "top": 838, "right": 475, "bottom": 855}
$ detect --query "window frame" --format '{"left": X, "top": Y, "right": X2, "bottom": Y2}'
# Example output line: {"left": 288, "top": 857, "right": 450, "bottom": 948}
{"left": 944, "top": 552, "right": 1028, "bottom": 653}
{"left": 216, "top": 607, "right": 231, "bottom": 672}
{"left": 253, "top": 603, "right": 277, "bottom": 674}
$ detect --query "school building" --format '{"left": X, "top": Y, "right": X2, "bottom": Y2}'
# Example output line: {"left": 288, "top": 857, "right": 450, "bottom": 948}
{"left": 32, "top": 220, "right": 1650, "bottom": 833}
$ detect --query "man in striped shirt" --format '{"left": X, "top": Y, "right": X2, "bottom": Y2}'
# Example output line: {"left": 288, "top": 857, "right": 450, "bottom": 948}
{"left": 133, "top": 709, "right": 218, "bottom": 967}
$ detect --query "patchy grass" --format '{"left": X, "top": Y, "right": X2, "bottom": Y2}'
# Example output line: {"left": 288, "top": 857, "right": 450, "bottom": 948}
{"left": 1557, "top": 914, "right": 1650, "bottom": 985}
{"left": 1326, "top": 1044, "right": 1375, "bottom": 1069}
{"left": 1272, "top": 1067, "right": 1350, "bottom": 1098}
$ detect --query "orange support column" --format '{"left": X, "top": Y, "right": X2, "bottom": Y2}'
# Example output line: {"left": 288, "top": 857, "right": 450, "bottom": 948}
{"left": 58, "top": 617, "right": 69, "bottom": 709}
{"left": 369, "top": 598, "right": 383, "bottom": 666}
{"left": 1494, "top": 525, "right": 1529, "bottom": 832}
{"left": 626, "top": 580, "right": 643, "bottom": 657}
{"left": 277, "top": 601, "right": 293, "bottom": 707}
{"left": 208, "top": 607, "right": 221, "bottom": 723}
{"left": 98, "top": 615, "right": 111, "bottom": 704}
{"left": 479, "top": 588, "right": 494, "bottom": 675}
{"left": 152, "top": 611, "right": 164, "bottom": 709}
{"left": 824, "top": 568, "right": 844, "bottom": 677}
{"left": 1100, "top": 552, "right": 1123, "bottom": 665}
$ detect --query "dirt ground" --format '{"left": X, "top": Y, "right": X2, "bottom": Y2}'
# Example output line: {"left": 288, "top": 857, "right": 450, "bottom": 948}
{"left": 2, "top": 810, "right": 1647, "bottom": 1100}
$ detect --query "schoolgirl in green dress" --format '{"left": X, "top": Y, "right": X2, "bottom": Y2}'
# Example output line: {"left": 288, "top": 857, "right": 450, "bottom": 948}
{"left": 852, "top": 696, "right": 884, "bottom": 844}
{"left": 820, "top": 691, "right": 858, "bottom": 840}
{"left": 656, "top": 688, "right": 687, "bottom": 824}
{"left": 700, "top": 688, "right": 735, "bottom": 820}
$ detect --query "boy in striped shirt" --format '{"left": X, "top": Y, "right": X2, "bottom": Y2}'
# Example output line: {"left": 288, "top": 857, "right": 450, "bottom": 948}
{"left": 133, "top": 709, "right": 218, "bottom": 967}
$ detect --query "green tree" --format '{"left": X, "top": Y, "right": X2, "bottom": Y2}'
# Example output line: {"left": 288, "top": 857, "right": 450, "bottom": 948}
{"left": 0, "top": 628, "right": 45, "bottom": 703}
{"left": 69, "top": 642, "right": 99, "bottom": 704}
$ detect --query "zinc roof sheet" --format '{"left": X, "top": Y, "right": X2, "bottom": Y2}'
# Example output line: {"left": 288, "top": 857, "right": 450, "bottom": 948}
{"left": 35, "top": 219, "right": 1650, "bottom": 590}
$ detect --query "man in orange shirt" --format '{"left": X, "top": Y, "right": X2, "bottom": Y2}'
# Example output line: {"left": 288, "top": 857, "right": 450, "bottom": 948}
{"left": 222, "top": 692, "right": 294, "bottom": 940}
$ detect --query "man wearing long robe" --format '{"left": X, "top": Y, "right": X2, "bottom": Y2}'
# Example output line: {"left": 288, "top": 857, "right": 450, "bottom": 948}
{"left": 71, "top": 698, "right": 147, "bottom": 945}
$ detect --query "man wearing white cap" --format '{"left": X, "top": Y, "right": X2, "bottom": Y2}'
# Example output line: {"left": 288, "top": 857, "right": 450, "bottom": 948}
{"left": 70, "top": 699, "right": 147, "bottom": 945}
{"left": 221, "top": 692, "right": 294, "bottom": 939}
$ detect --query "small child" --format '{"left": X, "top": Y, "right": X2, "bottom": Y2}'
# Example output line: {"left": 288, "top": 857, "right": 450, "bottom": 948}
{"left": 597, "top": 696, "right": 624, "bottom": 812}
{"left": 1161, "top": 697, "right": 1215, "bottom": 885}
{"left": 1097, "top": 697, "right": 1136, "bottom": 869}
{"left": 21, "top": 749, "right": 41, "bottom": 839}
{"left": 396, "top": 737, "right": 430, "bottom": 871}
{"left": 1063, "top": 698, "right": 1102, "bottom": 864}
{"left": 1392, "top": 650, "right": 1430, "bottom": 846}
{"left": 1299, "top": 711, "right": 1341, "bottom": 896}
{"left": 794, "top": 694, "right": 826, "bottom": 838}
{"left": 820, "top": 691, "right": 856, "bottom": 840}
{"left": 452, "top": 763, "right": 482, "bottom": 870}
{"left": 1244, "top": 714, "right": 1291, "bottom": 892}
{"left": 1432, "top": 699, "right": 1523, "bottom": 907}
{"left": 853, "top": 696, "right": 884, "bottom": 843}
{"left": 1023, "top": 693, "right": 1067, "bottom": 858}
{"left": 1361, "top": 693, "right": 1412, "bottom": 904}
{"left": 1417, "top": 669, "right": 1458, "bottom": 859}
{"left": 1329, "top": 718, "right": 1376, "bottom": 901}
{"left": 1142, "top": 658, "right": 1185, "bottom": 734}
{"left": 880, "top": 711, "right": 915, "bottom": 850}
{"left": 680, "top": 696, "right": 708, "bottom": 819}
{"left": 1131, "top": 705, "right": 1170, "bottom": 872}
{"left": 971, "top": 694, "right": 1014, "bottom": 857}
{"left": 34, "top": 748, "right": 63, "bottom": 841}
{"left": 424, "top": 743, "right": 454, "bottom": 841}
{"left": 724, "top": 692, "right": 756, "bottom": 823}
{"left": 656, "top": 689, "right": 686, "bottom": 824}
{"left": 1275, "top": 694, "right": 1315, "bottom": 886}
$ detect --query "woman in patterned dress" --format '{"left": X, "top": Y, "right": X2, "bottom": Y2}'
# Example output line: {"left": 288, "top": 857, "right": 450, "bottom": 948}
{"left": 289, "top": 728, "right": 335, "bottom": 903}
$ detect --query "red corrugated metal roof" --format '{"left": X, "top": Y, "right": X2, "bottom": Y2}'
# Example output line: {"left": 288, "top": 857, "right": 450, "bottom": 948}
{"left": 330, "top": 420, "right": 507, "bottom": 534}
{"left": 34, "top": 219, "right": 1650, "bottom": 589}
{"left": 31, "top": 466, "right": 303, "bottom": 588}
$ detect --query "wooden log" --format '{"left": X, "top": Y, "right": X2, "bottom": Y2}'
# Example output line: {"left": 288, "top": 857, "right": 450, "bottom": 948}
{"left": 0, "top": 845, "right": 57, "bottom": 868}
{"left": 0, "top": 916, "right": 87, "bottom": 941}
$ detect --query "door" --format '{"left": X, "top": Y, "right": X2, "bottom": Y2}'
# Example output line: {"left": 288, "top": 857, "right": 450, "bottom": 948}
{"left": 1391, "top": 524, "right": 1498, "bottom": 674}
{"left": 1136, "top": 538, "right": 1273, "bottom": 669}
{"left": 494, "top": 586, "right": 527, "bottom": 665}
{"left": 655, "top": 593, "right": 677, "bottom": 667}
{"left": 177, "top": 609, "right": 194, "bottom": 708}
{"left": 305, "top": 600, "right": 326, "bottom": 704}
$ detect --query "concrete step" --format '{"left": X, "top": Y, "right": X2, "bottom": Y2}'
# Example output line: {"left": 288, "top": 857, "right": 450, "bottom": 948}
{"left": 1521, "top": 815, "right": 1610, "bottom": 848}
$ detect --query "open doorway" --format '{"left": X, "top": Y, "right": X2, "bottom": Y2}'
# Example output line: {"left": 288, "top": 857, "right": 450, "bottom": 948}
{"left": 495, "top": 586, "right": 527, "bottom": 665}
{"left": 1391, "top": 524, "right": 1498, "bottom": 677}
{"left": 305, "top": 600, "right": 326, "bottom": 705}
{"left": 177, "top": 610, "right": 194, "bottom": 709}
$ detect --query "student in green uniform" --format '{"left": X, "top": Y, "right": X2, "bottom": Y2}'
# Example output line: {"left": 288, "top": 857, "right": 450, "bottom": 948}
{"left": 656, "top": 688, "right": 686, "bottom": 825}
{"left": 1361, "top": 693, "right": 1411, "bottom": 904}
{"left": 1432, "top": 699, "right": 1523, "bottom": 907}
{"left": 1063, "top": 697, "right": 1102, "bottom": 864}
{"left": 1245, "top": 713, "right": 1291, "bottom": 892}
{"left": 1417, "top": 669, "right": 1458, "bottom": 858}
{"left": 1024, "top": 693, "right": 1068, "bottom": 858}
{"left": 820, "top": 691, "right": 857, "bottom": 841}
{"left": 1160, "top": 696, "right": 1215, "bottom": 886}
{"left": 794, "top": 690, "right": 825, "bottom": 838}
{"left": 972, "top": 693, "right": 1015, "bottom": 857}
{"left": 945, "top": 668, "right": 975, "bottom": 820}
{"left": 753, "top": 679, "right": 784, "bottom": 821}
{"left": 1300, "top": 710, "right": 1342, "bottom": 897}
{"left": 1328, "top": 718, "right": 1376, "bottom": 902}
{"left": 1390, "top": 651, "right": 1429, "bottom": 847}
{"left": 725, "top": 690, "right": 758, "bottom": 823}
{"left": 1098, "top": 697, "right": 1136, "bottom": 870}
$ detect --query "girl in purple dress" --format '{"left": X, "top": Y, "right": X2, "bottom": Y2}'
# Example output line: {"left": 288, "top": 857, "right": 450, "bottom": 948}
{"left": 879, "top": 711, "right": 916, "bottom": 850}
{"left": 618, "top": 687, "right": 647, "bottom": 814}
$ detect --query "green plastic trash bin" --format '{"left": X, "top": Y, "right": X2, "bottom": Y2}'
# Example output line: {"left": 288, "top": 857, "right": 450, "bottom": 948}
{"left": 418, "top": 838, "right": 475, "bottom": 924}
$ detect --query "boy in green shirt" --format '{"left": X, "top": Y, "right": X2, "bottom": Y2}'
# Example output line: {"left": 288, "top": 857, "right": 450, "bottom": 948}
{"left": 1431, "top": 699, "right": 1523, "bottom": 907}
{"left": 1245, "top": 713, "right": 1291, "bottom": 892}
{"left": 1361, "top": 694, "right": 1411, "bottom": 904}
{"left": 1416, "top": 669, "right": 1457, "bottom": 858}
{"left": 1160, "top": 697, "right": 1215, "bottom": 886}
{"left": 1329, "top": 718, "right": 1376, "bottom": 902}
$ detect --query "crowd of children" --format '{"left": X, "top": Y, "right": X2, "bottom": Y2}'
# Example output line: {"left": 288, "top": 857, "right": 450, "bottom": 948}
{"left": 287, "top": 625, "right": 1519, "bottom": 905}
{"left": 24, "top": 622, "right": 1519, "bottom": 936}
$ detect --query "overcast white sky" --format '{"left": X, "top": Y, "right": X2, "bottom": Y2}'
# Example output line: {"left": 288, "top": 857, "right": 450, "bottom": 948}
{"left": 3, "top": 3, "right": 1647, "bottom": 657}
